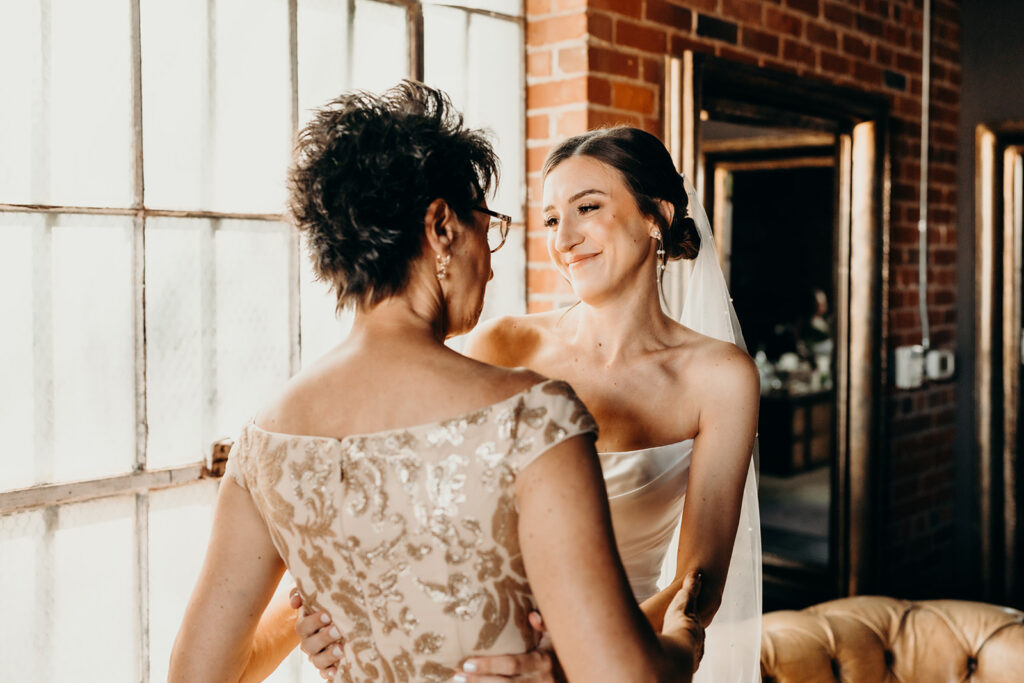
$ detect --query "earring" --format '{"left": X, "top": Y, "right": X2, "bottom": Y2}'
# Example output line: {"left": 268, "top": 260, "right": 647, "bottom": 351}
{"left": 436, "top": 253, "right": 451, "bottom": 280}
{"left": 655, "top": 232, "right": 666, "bottom": 280}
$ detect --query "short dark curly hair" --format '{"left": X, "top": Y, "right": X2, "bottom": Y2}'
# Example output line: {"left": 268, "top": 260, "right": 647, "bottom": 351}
{"left": 289, "top": 81, "right": 499, "bottom": 311}
{"left": 542, "top": 127, "right": 700, "bottom": 262}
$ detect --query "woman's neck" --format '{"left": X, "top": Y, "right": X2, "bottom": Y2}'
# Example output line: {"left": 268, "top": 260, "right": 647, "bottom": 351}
{"left": 565, "top": 276, "right": 676, "bottom": 364}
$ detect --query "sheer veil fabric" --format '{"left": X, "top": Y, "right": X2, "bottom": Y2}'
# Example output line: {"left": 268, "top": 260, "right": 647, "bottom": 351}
{"left": 657, "top": 174, "right": 763, "bottom": 683}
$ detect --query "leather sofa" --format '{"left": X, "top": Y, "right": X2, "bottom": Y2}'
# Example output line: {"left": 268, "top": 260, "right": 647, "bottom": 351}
{"left": 760, "top": 596, "right": 1024, "bottom": 682}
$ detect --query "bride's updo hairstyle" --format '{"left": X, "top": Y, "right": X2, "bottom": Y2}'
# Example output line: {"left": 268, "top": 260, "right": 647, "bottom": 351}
{"left": 542, "top": 127, "right": 699, "bottom": 261}
{"left": 289, "top": 80, "right": 498, "bottom": 312}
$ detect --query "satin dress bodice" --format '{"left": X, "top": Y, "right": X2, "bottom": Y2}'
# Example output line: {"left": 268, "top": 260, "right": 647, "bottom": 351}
{"left": 599, "top": 439, "right": 694, "bottom": 603}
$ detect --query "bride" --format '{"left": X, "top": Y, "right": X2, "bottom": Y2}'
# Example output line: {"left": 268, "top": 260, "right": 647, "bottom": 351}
{"left": 296, "top": 126, "right": 762, "bottom": 683}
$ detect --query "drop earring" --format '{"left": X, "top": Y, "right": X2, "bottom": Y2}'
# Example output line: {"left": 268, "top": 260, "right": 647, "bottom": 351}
{"left": 436, "top": 253, "right": 451, "bottom": 280}
{"left": 655, "top": 232, "right": 666, "bottom": 281}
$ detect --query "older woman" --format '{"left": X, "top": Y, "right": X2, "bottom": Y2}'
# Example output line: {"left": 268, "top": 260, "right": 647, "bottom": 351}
{"left": 169, "top": 82, "right": 702, "bottom": 683}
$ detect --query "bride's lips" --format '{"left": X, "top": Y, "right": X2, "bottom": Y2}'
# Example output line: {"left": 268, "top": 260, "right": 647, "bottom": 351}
{"left": 566, "top": 253, "right": 599, "bottom": 268}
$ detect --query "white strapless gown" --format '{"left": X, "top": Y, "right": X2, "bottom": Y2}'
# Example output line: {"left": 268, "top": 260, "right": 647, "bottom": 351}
{"left": 600, "top": 440, "right": 762, "bottom": 683}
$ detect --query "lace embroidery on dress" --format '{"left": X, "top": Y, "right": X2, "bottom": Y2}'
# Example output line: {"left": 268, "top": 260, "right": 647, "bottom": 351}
{"left": 225, "top": 379, "right": 596, "bottom": 682}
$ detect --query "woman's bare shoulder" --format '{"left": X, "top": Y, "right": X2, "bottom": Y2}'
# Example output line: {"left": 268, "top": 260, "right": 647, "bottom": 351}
{"left": 464, "top": 309, "right": 565, "bottom": 367}
{"left": 672, "top": 328, "right": 759, "bottom": 397}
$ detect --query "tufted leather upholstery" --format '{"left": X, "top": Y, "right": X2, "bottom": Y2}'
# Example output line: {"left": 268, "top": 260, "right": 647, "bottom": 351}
{"left": 760, "top": 596, "right": 1024, "bottom": 682}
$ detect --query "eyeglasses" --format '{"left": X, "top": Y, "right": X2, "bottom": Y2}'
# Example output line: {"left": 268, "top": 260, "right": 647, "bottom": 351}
{"left": 473, "top": 206, "right": 512, "bottom": 253}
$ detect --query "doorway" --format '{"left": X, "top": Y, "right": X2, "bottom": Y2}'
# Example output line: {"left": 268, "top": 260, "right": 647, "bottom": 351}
{"left": 664, "top": 53, "right": 889, "bottom": 607}
{"left": 975, "top": 120, "right": 1024, "bottom": 608}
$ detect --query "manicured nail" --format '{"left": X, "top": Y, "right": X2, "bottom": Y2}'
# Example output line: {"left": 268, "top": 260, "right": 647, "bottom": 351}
{"left": 453, "top": 676, "right": 467, "bottom": 683}
{"left": 320, "top": 613, "right": 331, "bottom": 624}
{"left": 332, "top": 645, "right": 343, "bottom": 657}
{"left": 329, "top": 626, "right": 340, "bottom": 639}
{"left": 463, "top": 660, "right": 478, "bottom": 672}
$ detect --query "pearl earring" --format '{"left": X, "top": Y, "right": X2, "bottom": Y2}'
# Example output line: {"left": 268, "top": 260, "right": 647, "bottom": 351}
{"left": 436, "top": 254, "right": 451, "bottom": 280}
{"left": 655, "top": 232, "right": 666, "bottom": 280}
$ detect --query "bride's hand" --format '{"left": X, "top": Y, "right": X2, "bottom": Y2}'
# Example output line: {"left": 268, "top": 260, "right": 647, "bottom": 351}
{"left": 455, "top": 611, "right": 562, "bottom": 682}
{"left": 291, "top": 589, "right": 344, "bottom": 680}
{"left": 662, "top": 570, "right": 705, "bottom": 671}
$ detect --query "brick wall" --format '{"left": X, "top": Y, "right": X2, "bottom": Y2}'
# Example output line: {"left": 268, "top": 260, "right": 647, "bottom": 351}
{"left": 525, "top": 0, "right": 962, "bottom": 598}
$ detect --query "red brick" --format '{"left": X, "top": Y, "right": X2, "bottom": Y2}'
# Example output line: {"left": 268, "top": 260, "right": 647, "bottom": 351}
{"left": 640, "top": 57, "right": 662, "bottom": 84}
{"left": 785, "top": 0, "right": 820, "bottom": 18}
{"left": 527, "top": 298, "right": 555, "bottom": 313}
{"left": 527, "top": 145, "right": 552, "bottom": 172}
{"left": 551, "top": 0, "right": 585, "bottom": 10}
{"left": 556, "top": 108, "right": 588, "bottom": 137}
{"left": 527, "top": 49, "right": 553, "bottom": 78}
{"left": 741, "top": 26, "right": 780, "bottom": 55}
{"left": 875, "top": 44, "right": 894, "bottom": 66}
{"left": 589, "top": 45, "right": 640, "bottom": 78}
{"left": 783, "top": 38, "right": 816, "bottom": 69}
{"left": 853, "top": 60, "right": 883, "bottom": 84}
{"left": 588, "top": 11, "right": 614, "bottom": 42}
{"left": 611, "top": 80, "right": 657, "bottom": 115}
{"left": 587, "top": 75, "right": 613, "bottom": 106}
{"left": 528, "top": 76, "right": 587, "bottom": 109}
{"left": 716, "top": 45, "right": 759, "bottom": 66}
{"left": 670, "top": 33, "right": 709, "bottom": 56}
{"left": 527, "top": 12, "right": 587, "bottom": 46}
{"left": 615, "top": 19, "right": 667, "bottom": 52}
{"left": 645, "top": 0, "right": 692, "bottom": 29}
{"left": 806, "top": 22, "right": 838, "bottom": 49}
{"left": 722, "top": 0, "right": 764, "bottom": 23}
{"left": 819, "top": 50, "right": 851, "bottom": 76}
{"left": 823, "top": 1, "right": 855, "bottom": 27}
{"left": 527, "top": 234, "right": 551, "bottom": 262}
{"left": 527, "top": 114, "right": 550, "bottom": 140}
{"left": 883, "top": 23, "right": 908, "bottom": 47}
{"left": 526, "top": 174, "right": 543, "bottom": 205}
{"left": 557, "top": 45, "right": 587, "bottom": 74}
{"left": 587, "top": 108, "right": 642, "bottom": 129}
{"left": 527, "top": 266, "right": 572, "bottom": 294}
{"left": 589, "top": 0, "right": 643, "bottom": 18}
{"left": 842, "top": 33, "right": 871, "bottom": 60}
{"left": 765, "top": 7, "right": 804, "bottom": 36}
{"left": 525, "top": 0, "right": 551, "bottom": 16}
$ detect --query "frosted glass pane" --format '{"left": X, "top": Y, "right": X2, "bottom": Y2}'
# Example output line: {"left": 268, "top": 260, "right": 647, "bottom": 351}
{"left": 299, "top": 255, "right": 353, "bottom": 368}
{"left": 352, "top": 1, "right": 408, "bottom": 92}
{"left": 297, "top": 0, "right": 350, "bottom": 129}
{"left": 424, "top": 6, "right": 468, "bottom": 108}
{"left": 214, "top": 223, "right": 293, "bottom": 436}
{"left": 141, "top": 0, "right": 292, "bottom": 212}
{"left": 50, "top": 215, "right": 136, "bottom": 483}
{"left": 424, "top": 0, "right": 522, "bottom": 16}
{"left": 0, "top": 216, "right": 38, "bottom": 490}
{"left": 148, "top": 480, "right": 219, "bottom": 683}
{"left": 0, "top": 0, "right": 132, "bottom": 206}
{"left": 146, "top": 218, "right": 293, "bottom": 466}
{"left": 0, "top": 497, "right": 137, "bottom": 681}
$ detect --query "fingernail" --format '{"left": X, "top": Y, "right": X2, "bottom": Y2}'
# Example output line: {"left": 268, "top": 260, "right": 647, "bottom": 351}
{"left": 329, "top": 626, "right": 340, "bottom": 639}
{"left": 332, "top": 645, "right": 343, "bottom": 657}
{"left": 320, "top": 613, "right": 331, "bottom": 624}
{"left": 463, "top": 660, "right": 478, "bottom": 672}
{"left": 453, "top": 675, "right": 467, "bottom": 683}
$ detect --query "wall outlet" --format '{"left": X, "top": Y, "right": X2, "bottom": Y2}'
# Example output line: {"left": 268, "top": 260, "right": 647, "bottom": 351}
{"left": 894, "top": 345, "right": 926, "bottom": 389}
{"left": 925, "top": 348, "right": 955, "bottom": 380}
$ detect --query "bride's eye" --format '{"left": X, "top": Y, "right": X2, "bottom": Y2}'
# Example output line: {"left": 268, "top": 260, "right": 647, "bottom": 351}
{"left": 577, "top": 203, "right": 599, "bottom": 214}
{"left": 543, "top": 215, "right": 559, "bottom": 229}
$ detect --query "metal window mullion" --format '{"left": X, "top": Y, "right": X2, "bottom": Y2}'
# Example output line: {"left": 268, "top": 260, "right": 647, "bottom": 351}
{"left": 409, "top": 2, "right": 424, "bottom": 81}
{"left": 0, "top": 203, "right": 285, "bottom": 222}
{"left": 129, "top": 0, "right": 150, "bottom": 677}
{"left": 288, "top": 0, "right": 302, "bottom": 376}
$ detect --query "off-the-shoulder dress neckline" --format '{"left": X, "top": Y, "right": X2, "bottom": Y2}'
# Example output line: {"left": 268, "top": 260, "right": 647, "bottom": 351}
{"left": 246, "top": 378, "right": 566, "bottom": 445}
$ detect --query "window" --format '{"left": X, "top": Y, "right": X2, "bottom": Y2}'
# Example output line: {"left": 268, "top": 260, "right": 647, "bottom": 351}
{"left": 0, "top": 2, "right": 524, "bottom": 680}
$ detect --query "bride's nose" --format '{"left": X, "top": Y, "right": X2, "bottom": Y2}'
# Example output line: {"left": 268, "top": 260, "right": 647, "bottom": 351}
{"left": 553, "top": 217, "right": 584, "bottom": 253}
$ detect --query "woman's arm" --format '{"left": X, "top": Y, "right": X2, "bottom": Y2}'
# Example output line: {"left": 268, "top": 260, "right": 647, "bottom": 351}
{"left": 169, "top": 477, "right": 288, "bottom": 683}
{"left": 641, "top": 346, "right": 759, "bottom": 631}
{"left": 516, "top": 435, "right": 698, "bottom": 682}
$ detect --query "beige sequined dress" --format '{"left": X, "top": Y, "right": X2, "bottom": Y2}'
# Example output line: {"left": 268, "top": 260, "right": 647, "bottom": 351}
{"left": 225, "top": 379, "right": 597, "bottom": 682}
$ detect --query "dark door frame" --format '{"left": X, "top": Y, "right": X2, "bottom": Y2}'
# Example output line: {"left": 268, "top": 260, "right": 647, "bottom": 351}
{"left": 976, "top": 120, "right": 1024, "bottom": 607}
{"left": 664, "top": 53, "right": 890, "bottom": 597}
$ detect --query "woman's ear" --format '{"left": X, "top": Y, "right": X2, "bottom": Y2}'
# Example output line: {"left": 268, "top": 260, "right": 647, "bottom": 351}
{"left": 423, "top": 198, "right": 455, "bottom": 256}
{"left": 657, "top": 199, "right": 675, "bottom": 229}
